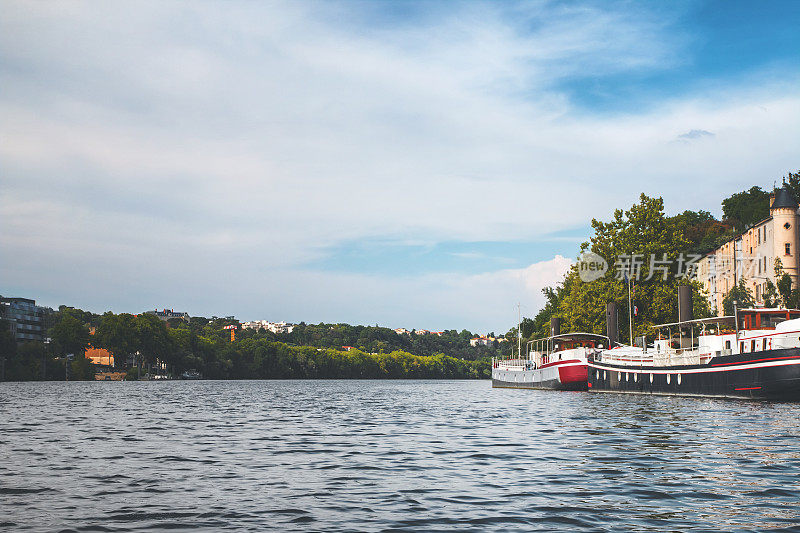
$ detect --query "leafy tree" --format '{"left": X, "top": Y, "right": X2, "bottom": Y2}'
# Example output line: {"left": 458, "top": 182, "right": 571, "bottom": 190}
{"left": 134, "top": 313, "right": 173, "bottom": 367}
{"left": 777, "top": 273, "right": 794, "bottom": 307}
{"left": 70, "top": 356, "right": 96, "bottom": 380}
{"left": 530, "top": 285, "right": 566, "bottom": 339}
{"left": 762, "top": 280, "right": 780, "bottom": 308}
{"left": 670, "top": 210, "right": 734, "bottom": 255}
{"left": 0, "top": 319, "right": 16, "bottom": 361}
{"left": 556, "top": 194, "right": 712, "bottom": 342}
{"left": 773, "top": 258, "right": 800, "bottom": 308}
{"left": 723, "top": 280, "right": 755, "bottom": 315}
{"left": 51, "top": 311, "right": 90, "bottom": 357}
{"left": 722, "top": 186, "right": 770, "bottom": 233}
{"left": 95, "top": 312, "right": 138, "bottom": 368}
{"left": 519, "top": 317, "right": 535, "bottom": 339}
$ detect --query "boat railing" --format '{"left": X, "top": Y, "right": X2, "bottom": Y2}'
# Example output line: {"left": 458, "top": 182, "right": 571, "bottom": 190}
{"left": 593, "top": 348, "right": 715, "bottom": 367}
{"left": 494, "top": 358, "right": 529, "bottom": 368}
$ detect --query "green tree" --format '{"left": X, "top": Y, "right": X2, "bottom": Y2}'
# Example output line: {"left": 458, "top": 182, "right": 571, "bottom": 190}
{"left": 722, "top": 186, "right": 770, "bottom": 233}
{"left": 70, "top": 356, "right": 96, "bottom": 380}
{"left": 0, "top": 319, "right": 16, "bottom": 360}
{"left": 777, "top": 274, "right": 794, "bottom": 307}
{"left": 95, "top": 312, "right": 138, "bottom": 368}
{"left": 134, "top": 313, "right": 172, "bottom": 367}
{"left": 531, "top": 285, "right": 566, "bottom": 338}
{"left": 762, "top": 280, "right": 780, "bottom": 308}
{"left": 519, "top": 317, "right": 535, "bottom": 339}
{"left": 556, "top": 194, "right": 712, "bottom": 342}
{"left": 722, "top": 281, "right": 755, "bottom": 315}
{"left": 670, "top": 209, "right": 734, "bottom": 255}
{"left": 51, "top": 311, "right": 90, "bottom": 357}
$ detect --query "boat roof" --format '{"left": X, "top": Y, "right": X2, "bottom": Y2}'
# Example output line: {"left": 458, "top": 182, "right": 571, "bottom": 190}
{"left": 531, "top": 332, "right": 609, "bottom": 342}
{"left": 653, "top": 309, "right": 800, "bottom": 329}
{"left": 738, "top": 308, "right": 800, "bottom": 313}
{"left": 652, "top": 316, "right": 735, "bottom": 328}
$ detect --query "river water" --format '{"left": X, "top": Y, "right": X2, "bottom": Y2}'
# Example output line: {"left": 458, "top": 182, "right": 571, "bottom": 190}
{"left": 1, "top": 380, "right": 799, "bottom": 531}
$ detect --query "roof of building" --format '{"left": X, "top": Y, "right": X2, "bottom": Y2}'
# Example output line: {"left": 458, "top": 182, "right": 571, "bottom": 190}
{"left": 772, "top": 185, "right": 798, "bottom": 210}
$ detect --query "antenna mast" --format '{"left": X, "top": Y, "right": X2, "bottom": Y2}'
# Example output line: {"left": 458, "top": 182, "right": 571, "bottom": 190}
{"left": 517, "top": 302, "right": 522, "bottom": 359}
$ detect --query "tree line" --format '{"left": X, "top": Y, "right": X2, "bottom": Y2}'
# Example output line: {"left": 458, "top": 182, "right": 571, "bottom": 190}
{"left": 0, "top": 309, "right": 493, "bottom": 381}
{"left": 277, "top": 323, "right": 508, "bottom": 360}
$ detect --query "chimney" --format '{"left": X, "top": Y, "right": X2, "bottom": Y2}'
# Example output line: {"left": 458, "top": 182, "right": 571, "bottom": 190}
{"left": 678, "top": 285, "right": 693, "bottom": 323}
{"left": 770, "top": 191, "right": 776, "bottom": 208}
{"left": 606, "top": 302, "right": 619, "bottom": 346}
{"left": 550, "top": 317, "right": 561, "bottom": 337}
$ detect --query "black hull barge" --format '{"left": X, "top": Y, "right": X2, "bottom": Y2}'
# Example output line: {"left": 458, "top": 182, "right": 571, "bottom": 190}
{"left": 588, "top": 308, "right": 800, "bottom": 401}
{"left": 588, "top": 349, "right": 800, "bottom": 400}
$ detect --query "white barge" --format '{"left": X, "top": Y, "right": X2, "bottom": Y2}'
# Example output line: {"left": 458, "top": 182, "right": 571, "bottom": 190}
{"left": 492, "top": 330, "right": 609, "bottom": 391}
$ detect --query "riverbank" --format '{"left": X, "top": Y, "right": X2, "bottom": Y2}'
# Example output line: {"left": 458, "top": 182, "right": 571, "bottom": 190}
{"left": 2, "top": 340, "right": 491, "bottom": 382}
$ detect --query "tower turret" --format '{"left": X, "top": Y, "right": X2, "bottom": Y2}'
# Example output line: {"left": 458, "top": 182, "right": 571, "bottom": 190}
{"left": 771, "top": 184, "right": 800, "bottom": 287}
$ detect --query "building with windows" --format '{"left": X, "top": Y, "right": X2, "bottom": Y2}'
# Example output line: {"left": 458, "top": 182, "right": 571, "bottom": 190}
{"left": 144, "top": 309, "right": 190, "bottom": 321}
{"left": 469, "top": 335, "right": 507, "bottom": 346}
{"left": 697, "top": 184, "right": 800, "bottom": 315}
{"left": 240, "top": 320, "right": 295, "bottom": 334}
{"left": 0, "top": 297, "right": 50, "bottom": 343}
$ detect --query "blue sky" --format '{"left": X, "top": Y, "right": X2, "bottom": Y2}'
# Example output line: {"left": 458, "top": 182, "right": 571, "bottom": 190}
{"left": 1, "top": 1, "right": 799, "bottom": 332}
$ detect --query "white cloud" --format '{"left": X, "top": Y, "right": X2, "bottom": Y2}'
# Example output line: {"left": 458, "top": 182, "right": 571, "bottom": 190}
{"left": 1, "top": 1, "right": 799, "bottom": 330}
{"left": 224, "top": 255, "right": 575, "bottom": 332}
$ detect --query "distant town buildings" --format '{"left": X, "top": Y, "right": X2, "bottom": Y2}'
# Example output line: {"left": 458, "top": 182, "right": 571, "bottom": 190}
{"left": 145, "top": 309, "right": 190, "bottom": 321}
{"left": 393, "top": 328, "right": 444, "bottom": 336}
{"left": 0, "top": 296, "right": 51, "bottom": 343}
{"left": 240, "top": 320, "right": 295, "bottom": 334}
{"left": 469, "top": 336, "right": 507, "bottom": 347}
{"left": 697, "top": 184, "right": 800, "bottom": 315}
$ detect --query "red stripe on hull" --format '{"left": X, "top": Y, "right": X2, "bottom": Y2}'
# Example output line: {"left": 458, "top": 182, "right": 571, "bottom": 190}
{"left": 712, "top": 356, "right": 798, "bottom": 367}
{"left": 539, "top": 358, "right": 582, "bottom": 369}
{"left": 558, "top": 364, "right": 588, "bottom": 384}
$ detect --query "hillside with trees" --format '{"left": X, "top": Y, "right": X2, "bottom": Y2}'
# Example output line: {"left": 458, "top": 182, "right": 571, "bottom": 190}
{"left": 278, "top": 323, "right": 506, "bottom": 360}
{"left": 0, "top": 308, "right": 494, "bottom": 381}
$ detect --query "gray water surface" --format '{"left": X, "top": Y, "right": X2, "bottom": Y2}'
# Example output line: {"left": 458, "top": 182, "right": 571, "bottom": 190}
{"left": 1, "top": 380, "right": 799, "bottom": 532}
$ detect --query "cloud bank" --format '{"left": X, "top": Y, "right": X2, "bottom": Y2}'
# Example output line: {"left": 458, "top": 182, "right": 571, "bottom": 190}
{"left": 1, "top": 1, "right": 799, "bottom": 331}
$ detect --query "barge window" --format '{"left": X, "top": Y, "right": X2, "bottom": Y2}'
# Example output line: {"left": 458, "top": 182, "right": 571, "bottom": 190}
{"left": 751, "top": 340, "right": 756, "bottom": 352}
{"left": 725, "top": 340, "right": 731, "bottom": 349}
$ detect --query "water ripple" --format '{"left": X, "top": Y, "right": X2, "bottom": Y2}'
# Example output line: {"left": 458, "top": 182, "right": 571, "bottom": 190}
{"left": 1, "top": 380, "right": 800, "bottom": 531}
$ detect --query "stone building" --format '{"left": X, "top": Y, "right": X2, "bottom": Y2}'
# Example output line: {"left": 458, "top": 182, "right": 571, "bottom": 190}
{"left": 698, "top": 185, "right": 800, "bottom": 315}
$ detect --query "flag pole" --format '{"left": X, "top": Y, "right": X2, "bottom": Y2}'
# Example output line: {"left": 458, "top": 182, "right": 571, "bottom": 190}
{"left": 627, "top": 272, "right": 634, "bottom": 346}
{"left": 517, "top": 302, "right": 522, "bottom": 361}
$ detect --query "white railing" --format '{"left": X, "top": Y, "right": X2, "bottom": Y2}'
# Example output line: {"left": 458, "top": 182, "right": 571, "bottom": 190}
{"left": 494, "top": 358, "right": 529, "bottom": 368}
{"left": 594, "top": 348, "right": 717, "bottom": 367}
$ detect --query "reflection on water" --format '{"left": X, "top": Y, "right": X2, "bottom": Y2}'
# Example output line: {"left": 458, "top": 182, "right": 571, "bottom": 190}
{"left": 1, "top": 380, "right": 799, "bottom": 531}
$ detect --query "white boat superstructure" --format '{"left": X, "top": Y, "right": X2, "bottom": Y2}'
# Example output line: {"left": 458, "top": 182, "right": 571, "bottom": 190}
{"left": 492, "top": 333, "right": 609, "bottom": 390}
{"left": 595, "top": 310, "right": 800, "bottom": 368}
